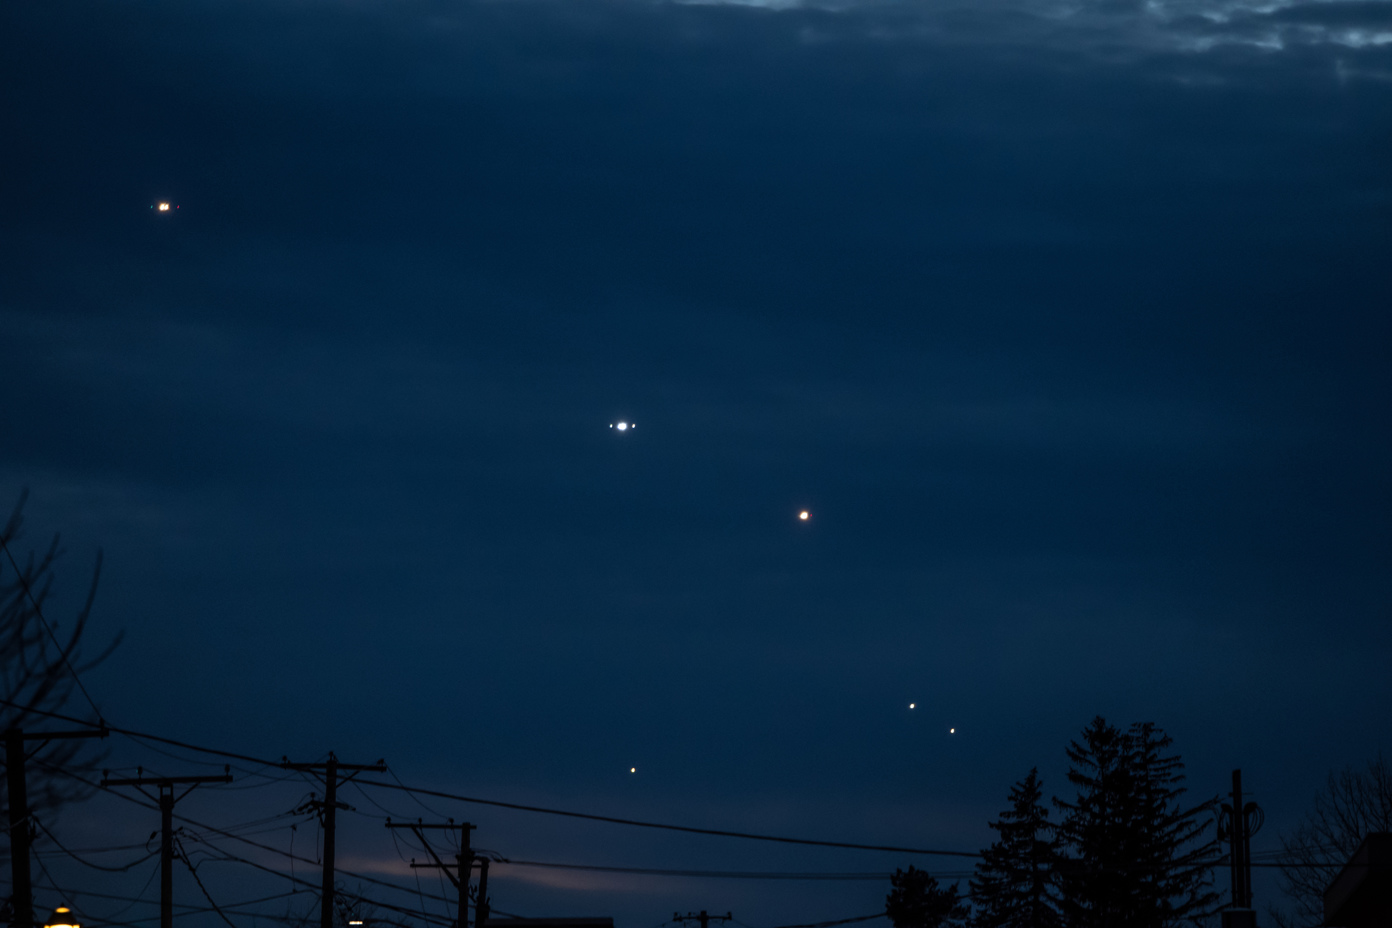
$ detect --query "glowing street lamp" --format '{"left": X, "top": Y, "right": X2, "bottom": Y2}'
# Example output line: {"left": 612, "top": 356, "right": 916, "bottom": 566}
{"left": 44, "top": 907, "right": 80, "bottom": 928}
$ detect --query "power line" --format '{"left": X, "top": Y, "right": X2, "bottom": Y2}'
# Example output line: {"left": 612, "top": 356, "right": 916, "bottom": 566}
{"left": 493, "top": 860, "right": 916, "bottom": 881}
{"left": 32, "top": 819, "right": 159, "bottom": 873}
{"left": 353, "top": 777, "right": 981, "bottom": 858}
{"left": 735, "top": 915, "right": 886, "bottom": 928}
{"left": 176, "top": 835, "right": 242, "bottom": 928}
{"left": 29, "top": 760, "right": 454, "bottom": 916}
{"left": 5, "top": 700, "right": 981, "bottom": 859}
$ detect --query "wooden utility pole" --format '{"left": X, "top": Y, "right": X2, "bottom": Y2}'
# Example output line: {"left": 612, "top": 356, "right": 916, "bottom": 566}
{"left": 283, "top": 753, "right": 385, "bottom": 928}
{"left": 476, "top": 857, "right": 490, "bottom": 928}
{"left": 1218, "top": 769, "right": 1264, "bottom": 928}
{"left": 5, "top": 726, "right": 108, "bottom": 928}
{"left": 388, "top": 820, "right": 476, "bottom": 928}
{"left": 101, "top": 769, "right": 233, "bottom": 928}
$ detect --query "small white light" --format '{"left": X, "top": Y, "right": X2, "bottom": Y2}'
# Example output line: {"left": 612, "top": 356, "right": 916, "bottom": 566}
{"left": 157, "top": 202, "right": 170, "bottom": 212}
{"left": 630, "top": 767, "right": 636, "bottom": 773}
{"left": 949, "top": 728, "right": 956, "bottom": 734}
{"left": 909, "top": 703, "right": 915, "bottom": 709}
{"left": 798, "top": 510, "right": 810, "bottom": 520}
{"left": 349, "top": 921, "right": 364, "bottom": 926}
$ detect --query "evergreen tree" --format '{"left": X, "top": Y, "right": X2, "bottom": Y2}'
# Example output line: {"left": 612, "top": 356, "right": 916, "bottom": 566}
{"left": 1053, "top": 717, "right": 1219, "bottom": 928}
{"left": 1125, "top": 722, "right": 1220, "bottom": 925}
{"left": 1054, "top": 717, "right": 1133, "bottom": 928}
{"left": 887, "top": 866, "right": 969, "bottom": 928}
{"left": 970, "top": 768, "right": 1063, "bottom": 928}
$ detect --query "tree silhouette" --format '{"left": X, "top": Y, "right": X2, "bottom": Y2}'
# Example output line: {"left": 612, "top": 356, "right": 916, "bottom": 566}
{"left": 1124, "top": 722, "right": 1220, "bottom": 924}
{"left": 0, "top": 492, "right": 121, "bottom": 852}
{"left": 886, "top": 866, "right": 969, "bottom": 928}
{"left": 1053, "top": 717, "right": 1132, "bottom": 928}
{"left": 1053, "top": 717, "right": 1218, "bottom": 928}
{"left": 1270, "top": 753, "right": 1392, "bottom": 928}
{"left": 970, "top": 768, "right": 1063, "bottom": 928}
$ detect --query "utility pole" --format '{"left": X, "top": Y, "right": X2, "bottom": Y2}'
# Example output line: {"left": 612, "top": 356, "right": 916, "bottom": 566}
{"left": 283, "top": 753, "right": 385, "bottom": 928}
{"left": 100, "top": 768, "right": 232, "bottom": 928}
{"left": 388, "top": 820, "right": 477, "bottom": 928}
{"left": 476, "top": 856, "right": 490, "bottom": 928}
{"left": 674, "top": 911, "right": 732, "bottom": 928}
{"left": 5, "top": 725, "right": 107, "bottom": 928}
{"left": 1218, "top": 769, "right": 1264, "bottom": 928}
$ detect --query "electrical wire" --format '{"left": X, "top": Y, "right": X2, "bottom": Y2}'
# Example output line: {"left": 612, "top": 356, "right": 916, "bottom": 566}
{"left": 352, "top": 777, "right": 981, "bottom": 858}
{"left": 386, "top": 766, "right": 450, "bottom": 820}
{"left": 493, "top": 860, "right": 910, "bottom": 881}
{"left": 4, "top": 700, "right": 981, "bottom": 858}
{"left": 177, "top": 835, "right": 242, "bottom": 928}
{"left": 33, "top": 818, "right": 159, "bottom": 873}
{"left": 736, "top": 915, "right": 886, "bottom": 928}
{"left": 33, "top": 841, "right": 155, "bottom": 856}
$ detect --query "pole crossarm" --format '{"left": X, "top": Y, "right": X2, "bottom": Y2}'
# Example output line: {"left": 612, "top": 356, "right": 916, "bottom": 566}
{"left": 674, "top": 911, "right": 733, "bottom": 928}
{"left": 386, "top": 820, "right": 477, "bottom": 928}
{"left": 389, "top": 829, "right": 476, "bottom": 890}
{"left": 281, "top": 753, "right": 386, "bottom": 928}
{"left": 102, "top": 774, "right": 233, "bottom": 787}
{"left": 7, "top": 725, "right": 109, "bottom": 928}
{"left": 98, "top": 769, "right": 233, "bottom": 928}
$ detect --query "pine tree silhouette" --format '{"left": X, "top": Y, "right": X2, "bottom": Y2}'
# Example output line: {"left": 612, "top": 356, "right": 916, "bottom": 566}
{"left": 969, "top": 768, "right": 1063, "bottom": 928}
{"left": 886, "top": 866, "right": 969, "bottom": 928}
{"left": 1125, "top": 722, "right": 1220, "bottom": 925}
{"left": 1053, "top": 717, "right": 1219, "bottom": 928}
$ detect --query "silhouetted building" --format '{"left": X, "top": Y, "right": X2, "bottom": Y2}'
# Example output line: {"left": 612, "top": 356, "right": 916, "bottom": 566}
{"left": 1324, "top": 832, "right": 1392, "bottom": 927}
{"left": 1220, "top": 910, "right": 1257, "bottom": 928}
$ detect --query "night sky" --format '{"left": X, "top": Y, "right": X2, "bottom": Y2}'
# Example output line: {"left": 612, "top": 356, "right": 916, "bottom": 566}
{"left": 2, "top": 0, "right": 1390, "bottom": 926}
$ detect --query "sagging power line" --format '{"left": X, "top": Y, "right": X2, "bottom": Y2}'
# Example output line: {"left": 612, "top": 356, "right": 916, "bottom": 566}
{"left": 3, "top": 700, "right": 983, "bottom": 860}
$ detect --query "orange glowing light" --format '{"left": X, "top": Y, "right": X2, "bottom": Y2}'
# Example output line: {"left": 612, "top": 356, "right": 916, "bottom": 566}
{"left": 44, "top": 906, "right": 80, "bottom": 928}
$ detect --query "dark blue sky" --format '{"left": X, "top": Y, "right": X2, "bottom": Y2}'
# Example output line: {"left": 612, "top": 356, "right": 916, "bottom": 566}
{"left": 2, "top": 0, "right": 1390, "bottom": 925}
